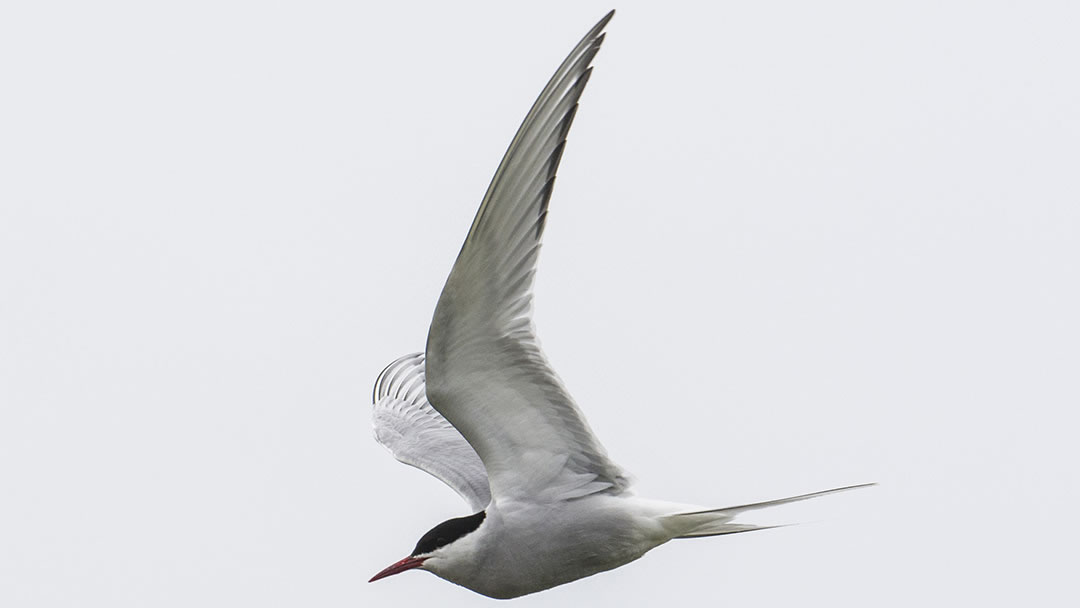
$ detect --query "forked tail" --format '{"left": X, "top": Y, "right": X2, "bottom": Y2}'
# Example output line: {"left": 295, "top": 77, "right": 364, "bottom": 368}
{"left": 662, "top": 483, "right": 875, "bottom": 539}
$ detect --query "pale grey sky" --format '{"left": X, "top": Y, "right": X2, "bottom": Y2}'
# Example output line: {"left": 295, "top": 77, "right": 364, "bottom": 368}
{"left": 2, "top": 1, "right": 1078, "bottom": 606}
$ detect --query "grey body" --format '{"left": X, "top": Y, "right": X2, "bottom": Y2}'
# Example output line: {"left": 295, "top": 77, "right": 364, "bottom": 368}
{"left": 428, "top": 496, "right": 675, "bottom": 599}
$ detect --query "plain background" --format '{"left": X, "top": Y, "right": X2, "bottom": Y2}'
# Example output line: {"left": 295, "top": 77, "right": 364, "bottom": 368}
{"left": 2, "top": 1, "right": 1077, "bottom": 606}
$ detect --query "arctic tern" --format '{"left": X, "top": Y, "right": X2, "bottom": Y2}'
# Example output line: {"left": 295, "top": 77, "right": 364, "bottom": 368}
{"left": 369, "top": 10, "right": 872, "bottom": 599}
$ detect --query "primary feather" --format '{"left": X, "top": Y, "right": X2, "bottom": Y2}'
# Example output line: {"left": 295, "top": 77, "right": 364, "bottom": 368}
{"left": 423, "top": 10, "right": 631, "bottom": 504}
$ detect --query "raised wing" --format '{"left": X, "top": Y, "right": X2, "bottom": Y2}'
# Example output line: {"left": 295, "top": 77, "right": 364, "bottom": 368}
{"left": 425, "top": 11, "right": 631, "bottom": 503}
{"left": 372, "top": 353, "right": 491, "bottom": 511}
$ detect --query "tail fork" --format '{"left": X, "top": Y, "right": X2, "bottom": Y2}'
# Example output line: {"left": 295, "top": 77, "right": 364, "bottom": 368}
{"left": 662, "top": 483, "right": 875, "bottom": 539}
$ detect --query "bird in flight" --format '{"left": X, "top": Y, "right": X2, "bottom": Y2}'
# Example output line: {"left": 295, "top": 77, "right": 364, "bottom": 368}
{"left": 369, "top": 10, "right": 872, "bottom": 599}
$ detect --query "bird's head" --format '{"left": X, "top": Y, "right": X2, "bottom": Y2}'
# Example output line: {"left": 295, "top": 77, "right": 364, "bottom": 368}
{"left": 369, "top": 510, "right": 487, "bottom": 583}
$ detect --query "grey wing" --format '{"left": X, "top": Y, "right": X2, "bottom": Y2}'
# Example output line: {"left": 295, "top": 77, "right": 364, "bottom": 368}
{"left": 372, "top": 353, "right": 491, "bottom": 511}
{"left": 424, "top": 12, "right": 632, "bottom": 503}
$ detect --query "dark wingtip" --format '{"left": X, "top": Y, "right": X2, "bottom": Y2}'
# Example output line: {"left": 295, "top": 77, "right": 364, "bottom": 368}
{"left": 592, "top": 10, "right": 615, "bottom": 35}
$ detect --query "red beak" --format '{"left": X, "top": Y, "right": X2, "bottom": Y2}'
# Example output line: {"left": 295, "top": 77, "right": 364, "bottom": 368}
{"left": 369, "top": 556, "right": 426, "bottom": 582}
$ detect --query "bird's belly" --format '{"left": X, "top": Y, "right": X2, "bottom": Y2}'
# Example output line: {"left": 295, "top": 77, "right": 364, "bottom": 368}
{"left": 445, "top": 500, "right": 668, "bottom": 599}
